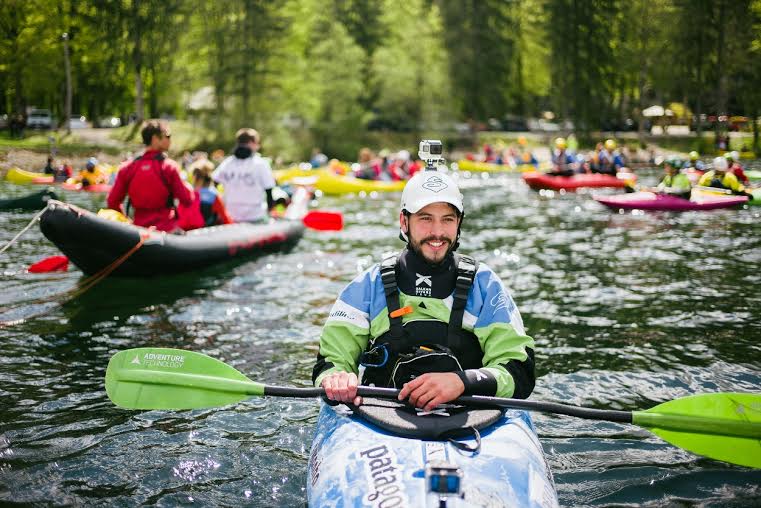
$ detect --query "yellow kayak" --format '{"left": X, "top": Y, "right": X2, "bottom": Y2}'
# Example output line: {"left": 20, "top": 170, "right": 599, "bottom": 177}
{"left": 274, "top": 167, "right": 405, "bottom": 195}
{"left": 719, "top": 150, "right": 755, "bottom": 160}
{"left": 6, "top": 167, "right": 53, "bottom": 185}
{"left": 454, "top": 159, "right": 551, "bottom": 173}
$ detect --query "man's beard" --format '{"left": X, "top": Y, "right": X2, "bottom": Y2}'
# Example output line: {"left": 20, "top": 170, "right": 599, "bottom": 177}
{"left": 408, "top": 232, "right": 456, "bottom": 265}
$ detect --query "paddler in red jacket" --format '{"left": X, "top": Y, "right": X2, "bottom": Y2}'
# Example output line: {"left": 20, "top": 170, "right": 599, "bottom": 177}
{"left": 107, "top": 120, "right": 193, "bottom": 232}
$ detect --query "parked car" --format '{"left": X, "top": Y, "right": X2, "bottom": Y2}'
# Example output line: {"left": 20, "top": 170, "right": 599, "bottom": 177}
{"left": 98, "top": 116, "right": 122, "bottom": 128}
{"left": 68, "top": 115, "right": 90, "bottom": 129}
{"left": 27, "top": 109, "right": 53, "bottom": 129}
{"left": 502, "top": 115, "right": 529, "bottom": 132}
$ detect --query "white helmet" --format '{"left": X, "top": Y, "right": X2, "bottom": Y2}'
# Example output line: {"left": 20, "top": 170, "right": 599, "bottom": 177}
{"left": 400, "top": 170, "right": 463, "bottom": 215}
{"left": 713, "top": 156, "right": 728, "bottom": 171}
{"left": 730, "top": 150, "right": 740, "bottom": 161}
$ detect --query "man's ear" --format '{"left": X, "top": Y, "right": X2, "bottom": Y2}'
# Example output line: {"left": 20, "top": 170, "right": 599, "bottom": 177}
{"left": 399, "top": 211, "right": 408, "bottom": 233}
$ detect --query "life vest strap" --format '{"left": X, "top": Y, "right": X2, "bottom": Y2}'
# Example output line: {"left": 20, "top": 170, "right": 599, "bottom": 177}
{"left": 378, "top": 252, "right": 477, "bottom": 355}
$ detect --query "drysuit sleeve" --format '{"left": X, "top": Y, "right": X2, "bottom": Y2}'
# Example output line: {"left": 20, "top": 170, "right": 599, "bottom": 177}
{"left": 457, "top": 266, "right": 535, "bottom": 399}
{"left": 312, "top": 269, "right": 378, "bottom": 388}
{"left": 106, "top": 164, "right": 132, "bottom": 213}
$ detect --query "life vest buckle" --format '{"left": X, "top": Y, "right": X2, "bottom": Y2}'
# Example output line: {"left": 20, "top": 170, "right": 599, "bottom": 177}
{"left": 360, "top": 344, "right": 389, "bottom": 368}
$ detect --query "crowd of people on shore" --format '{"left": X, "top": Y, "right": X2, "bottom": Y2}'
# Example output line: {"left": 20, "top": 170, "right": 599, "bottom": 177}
{"left": 31, "top": 122, "right": 757, "bottom": 235}
{"left": 464, "top": 136, "right": 540, "bottom": 168}
{"left": 306, "top": 146, "right": 425, "bottom": 181}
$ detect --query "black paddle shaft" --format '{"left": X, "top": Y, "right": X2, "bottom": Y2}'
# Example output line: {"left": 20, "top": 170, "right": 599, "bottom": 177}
{"left": 263, "top": 385, "right": 633, "bottom": 424}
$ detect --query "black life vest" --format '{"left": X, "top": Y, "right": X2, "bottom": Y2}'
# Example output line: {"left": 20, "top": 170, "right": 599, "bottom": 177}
{"left": 360, "top": 252, "right": 479, "bottom": 387}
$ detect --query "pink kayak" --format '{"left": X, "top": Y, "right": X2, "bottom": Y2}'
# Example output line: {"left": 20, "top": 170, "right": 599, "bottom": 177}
{"left": 594, "top": 191, "right": 748, "bottom": 211}
{"left": 523, "top": 171, "right": 636, "bottom": 191}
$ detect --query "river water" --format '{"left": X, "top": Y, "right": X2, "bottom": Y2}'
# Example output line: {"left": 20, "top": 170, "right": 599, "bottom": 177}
{"left": 1, "top": 169, "right": 760, "bottom": 506}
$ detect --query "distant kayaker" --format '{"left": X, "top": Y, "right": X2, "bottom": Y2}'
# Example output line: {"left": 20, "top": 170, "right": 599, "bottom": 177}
{"left": 595, "top": 139, "right": 625, "bottom": 175}
{"left": 725, "top": 151, "right": 749, "bottom": 185}
{"left": 191, "top": 159, "right": 233, "bottom": 227}
{"left": 107, "top": 120, "right": 194, "bottom": 232}
{"left": 683, "top": 151, "right": 705, "bottom": 172}
{"left": 53, "top": 161, "right": 73, "bottom": 183}
{"left": 548, "top": 137, "right": 576, "bottom": 176}
{"left": 355, "top": 147, "right": 381, "bottom": 180}
{"left": 77, "top": 157, "right": 105, "bottom": 187}
{"left": 43, "top": 156, "right": 56, "bottom": 175}
{"left": 698, "top": 157, "right": 754, "bottom": 199}
{"left": 211, "top": 128, "right": 277, "bottom": 223}
{"left": 314, "top": 142, "right": 535, "bottom": 411}
{"left": 656, "top": 160, "right": 692, "bottom": 200}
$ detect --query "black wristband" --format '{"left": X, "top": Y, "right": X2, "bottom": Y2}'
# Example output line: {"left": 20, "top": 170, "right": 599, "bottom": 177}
{"left": 456, "top": 369, "right": 497, "bottom": 396}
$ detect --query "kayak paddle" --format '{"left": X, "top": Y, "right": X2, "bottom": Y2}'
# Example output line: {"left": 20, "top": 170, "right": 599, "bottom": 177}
{"left": 28, "top": 254, "right": 69, "bottom": 273}
{"left": 105, "top": 347, "right": 761, "bottom": 468}
{"left": 302, "top": 210, "right": 343, "bottom": 231}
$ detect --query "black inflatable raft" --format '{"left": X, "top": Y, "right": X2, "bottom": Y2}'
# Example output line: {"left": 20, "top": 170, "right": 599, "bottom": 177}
{"left": 0, "top": 188, "right": 59, "bottom": 211}
{"left": 39, "top": 201, "right": 305, "bottom": 276}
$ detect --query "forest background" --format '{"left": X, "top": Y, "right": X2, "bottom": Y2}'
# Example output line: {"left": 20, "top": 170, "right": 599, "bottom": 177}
{"left": 1, "top": 0, "right": 760, "bottom": 161}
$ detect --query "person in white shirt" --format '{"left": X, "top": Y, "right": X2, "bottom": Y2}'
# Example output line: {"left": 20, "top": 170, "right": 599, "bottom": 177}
{"left": 211, "top": 128, "right": 276, "bottom": 222}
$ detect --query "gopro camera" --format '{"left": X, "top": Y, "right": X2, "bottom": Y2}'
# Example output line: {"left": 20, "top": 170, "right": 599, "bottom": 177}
{"left": 419, "top": 139, "right": 444, "bottom": 167}
{"left": 425, "top": 461, "right": 463, "bottom": 497}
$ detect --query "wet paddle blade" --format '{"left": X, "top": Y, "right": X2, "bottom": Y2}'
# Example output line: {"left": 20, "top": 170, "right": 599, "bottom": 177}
{"left": 105, "top": 348, "right": 264, "bottom": 410}
{"left": 633, "top": 392, "right": 761, "bottom": 468}
{"left": 28, "top": 255, "right": 69, "bottom": 273}
{"left": 302, "top": 210, "right": 344, "bottom": 231}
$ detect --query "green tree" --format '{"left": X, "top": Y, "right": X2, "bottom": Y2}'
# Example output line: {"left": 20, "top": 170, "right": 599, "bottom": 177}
{"left": 302, "top": 9, "right": 368, "bottom": 159}
{"left": 546, "top": 0, "right": 618, "bottom": 132}
{"left": 439, "top": 0, "right": 517, "bottom": 121}
{"left": 370, "top": 0, "right": 454, "bottom": 132}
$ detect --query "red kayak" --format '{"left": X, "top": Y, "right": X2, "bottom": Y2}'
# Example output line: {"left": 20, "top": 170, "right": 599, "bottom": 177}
{"left": 523, "top": 171, "right": 636, "bottom": 191}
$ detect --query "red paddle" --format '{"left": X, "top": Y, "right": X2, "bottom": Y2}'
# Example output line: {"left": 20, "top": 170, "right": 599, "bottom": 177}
{"left": 302, "top": 210, "right": 344, "bottom": 231}
{"left": 28, "top": 255, "right": 69, "bottom": 273}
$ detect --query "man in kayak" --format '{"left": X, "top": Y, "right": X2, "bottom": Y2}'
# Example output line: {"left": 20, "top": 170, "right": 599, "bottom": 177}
{"left": 725, "top": 151, "right": 749, "bottom": 185}
{"left": 107, "top": 120, "right": 194, "bottom": 232}
{"left": 191, "top": 159, "right": 233, "bottom": 226}
{"left": 697, "top": 157, "right": 754, "bottom": 199}
{"left": 683, "top": 151, "right": 705, "bottom": 171}
{"left": 314, "top": 154, "right": 535, "bottom": 411}
{"left": 77, "top": 157, "right": 105, "bottom": 187}
{"left": 655, "top": 160, "right": 692, "bottom": 200}
{"left": 595, "top": 139, "right": 625, "bottom": 175}
{"left": 211, "top": 128, "right": 276, "bottom": 223}
{"left": 548, "top": 137, "right": 576, "bottom": 176}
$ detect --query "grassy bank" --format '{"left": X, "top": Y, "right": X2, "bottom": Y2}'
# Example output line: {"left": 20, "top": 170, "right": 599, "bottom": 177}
{"left": 0, "top": 131, "right": 123, "bottom": 155}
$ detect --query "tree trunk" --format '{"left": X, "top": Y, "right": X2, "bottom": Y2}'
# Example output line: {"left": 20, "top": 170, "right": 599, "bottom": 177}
{"left": 148, "top": 66, "right": 159, "bottom": 118}
{"left": 62, "top": 33, "right": 72, "bottom": 135}
{"left": 714, "top": 0, "right": 727, "bottom": 146}
{"left": 131, "top": 2, "right": 144, "bottom": 123}
{"left": 694, "top": 3, "right": 704, "bottom": 150}
{"left": 12, "top": 37, "right": 24, "bottom": 114}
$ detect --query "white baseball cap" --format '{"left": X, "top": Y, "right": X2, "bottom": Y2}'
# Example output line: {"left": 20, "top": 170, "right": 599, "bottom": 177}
{"left": 400, "top": 170, "right": 463, "bottom": 214}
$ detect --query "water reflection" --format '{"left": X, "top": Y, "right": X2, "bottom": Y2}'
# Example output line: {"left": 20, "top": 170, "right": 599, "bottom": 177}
{"left": 1, "top": 172, "right": 760, "bottom": 506}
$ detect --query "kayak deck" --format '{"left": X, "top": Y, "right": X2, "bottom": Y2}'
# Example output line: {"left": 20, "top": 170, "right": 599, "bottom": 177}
{"left": 307, "top": 403, "right": 558, "bottom": 507}
{"left": 39, "top": 200, "right": 305, "bottom": 276}
{"left": 594, "top": 191, "right": 748, "bottom": 211}
{"left": 523, "top": 171, "right": 636, "bottom": 191}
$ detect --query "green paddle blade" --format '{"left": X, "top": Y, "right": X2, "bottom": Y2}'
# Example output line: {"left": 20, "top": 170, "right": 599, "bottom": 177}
{"left": 105, "top": 348, "right": 264, "bottom": 410}
{"left": 633, "top": 392, "right": 761, "bottom": 468}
